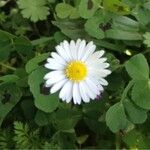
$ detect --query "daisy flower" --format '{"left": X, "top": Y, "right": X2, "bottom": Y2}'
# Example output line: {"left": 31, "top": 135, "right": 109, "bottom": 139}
{"left": 44, "top": 39, "right": 111, "bottom": 104}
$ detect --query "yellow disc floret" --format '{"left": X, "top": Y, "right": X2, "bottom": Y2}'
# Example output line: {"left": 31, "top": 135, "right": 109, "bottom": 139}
{"left": 65, "top": 61, "right": 87, "bottom": 82}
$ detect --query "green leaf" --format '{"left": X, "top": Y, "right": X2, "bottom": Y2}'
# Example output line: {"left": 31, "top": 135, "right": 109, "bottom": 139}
{"left": 78, "top": 0, "right": 99, "bottom": 19}
{"left": 143, "top": 32, "right": 150, "bottom": 47}
{"left": 123, "top": 129, "right": 150, "bottom": 149}
{"left": 69, "top": 8, "right": 80, "bottom": 19}
{"left": 105, "top": 29, "right": 142, "bottom": 40}
{"left": 93, "top": 39, "right": 125, "bottom": 52}
{"left": 14, "top": 68, "right": 28, "bottom": 87}
{"left": 0, "top": 30, "right": 15, "bottom": 39}
{"left": 84, "top": 117, "right": 106, "bottom": 133}
{"left": 0, "top": 83, "right": 22, "bottom": 126}
{"left": 106, "top": 102, "right": 128, "bottom": 133}
{"left": 125, "top": 54, "right": 149, "bottom": 80}
{"left": 25, "top": 53, "right": 49, "bottom": 74}
{"left": 14, "top": 121, "right": 41, "bottom": 149}
{"left": 34, "top": 110, "right": 49, "bottom": 126}
{"left": 132, "top": 80, "right": 150, "bottom": 110}
{"left": 54, "top": 32, "right": 68, "bottom": 44}
{"left": 83, "top": 98, "right": 107, "bottom": 119}
{"left": 143, "top": 1, "right": 150, "bottom": 11}
{"left": 103, "top": 0, "right": 130, "bottom": 15}
{"left": 28, "top": 66, "right": 59, "bottom": 113}
{"left": 31, "top": 37, "right": 53, "bottom": 46}
{"left": 84, "top": 11, "right": 105, "bottom": 39}
{"left": 55, "top": 3, "right": 73, "bottom": 19}
{"left": 0, "top": 75, "right": 19, "bottom": 84}
{"left": 112, "top": 15, "right": 139, "bottom": 32}
{"left": 124, "top": 98, "right": 147, "bottom": 124}
{"left": 107, "top": 72, "right": 124, "bottom": 91}
{"left": 52, "top": 108, "right": 81, "bottom": 131}
{"left": 14, "top": 36, "right": 34, "bottom": 58}
{"left": 52, "top": 19, "right": 87, "bottom": 39}
{"left": 133, "top": 7, "right": 150, "bottom": 26}
{"left": 0, "top": 30, "right": 14, "bottom": 61}
{"left": 55, "top": 3, "right": 79, "bottom": 19}
{"left": 17, "top": 0, "right": 49, "bottom": 22}
{"left": 46, "top": 131, "right": 76, "bottom": 149}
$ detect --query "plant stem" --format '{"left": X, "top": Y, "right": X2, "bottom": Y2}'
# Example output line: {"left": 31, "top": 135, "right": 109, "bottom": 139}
{"left": 116, "top": 132, "right": 121, "bottom": 150}
{"left": 121, "top": 80, "right": 134, "bottom": 102}
{"left": 0, "top": 62, "right": 16, "bottom": 71}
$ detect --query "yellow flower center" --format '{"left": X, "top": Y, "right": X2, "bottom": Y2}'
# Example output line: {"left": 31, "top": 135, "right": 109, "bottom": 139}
{"left": 65, "top": 61, "right": 87, "bottom": 82}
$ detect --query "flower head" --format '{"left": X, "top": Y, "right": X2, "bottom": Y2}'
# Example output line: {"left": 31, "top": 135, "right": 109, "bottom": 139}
{"left": 44, "top": 39, "right": 111, "bottom": 104}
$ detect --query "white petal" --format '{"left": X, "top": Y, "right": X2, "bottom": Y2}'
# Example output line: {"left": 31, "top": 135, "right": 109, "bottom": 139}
{"left": 89, "top": 77, "right": 104, "bottom": 91}
{"left": 70, "top": 40, "right": 77, "bottom": 60}
{"left": 50, "top": 79, "right": 67, "bottom": 94}
{"left": 83, "top": 81, "right": 97, "bottom": 100}
{"left": 65, "top": 81, "right": 73, "bottom": 103}
{"left": 89, "top": 50, "right": 105, "bottom": 60}
{"left": 79, "top": 82, "right": 90, "bottom": 103}
{"left": 99, "top": 69, "right": 111, "bottom": 76}
{"left": 76, "top": 39, "right": 82, "bottom": 56}
{"left": 47, "top": 58, "right": 63, "bottom": 66}
{"left": 87, "top": 58, "right": 107, "bottom": 65}
{"left": 73, "top": 83, "right": 81, "bottom": 105}
{"left": 77, "top": 40, "right": 86, "bottom": 60}
{"left": 85, "top": 78, "right": 100, "bottom": 95}
{"left": 62, "top": 40, "right": 72, "bottom": 60}
{"left": 99, "top": 63, "right": 110, "bottom": 68}
{"left": 76, "top": 39, "right": 81, "bottom": 46}
{"left": 99, "top": 78, "right": 108, "bottom": 86}
{"left": 55, "top": 45, "right": 70, "bottom": 61}
{"left": 98, "top": 58, "right": 107, "bottom": 63}
{"left": 44, "top": 70, "right": 63, "bottom": 80}
{"left": 45, "top": 74, "right": 65, "bottom": 87}
{"left": 59, "top": 80, "right": 73, "bottom": 102}
{"left": 89, "top": 68, "right": 111, "bottom": 78}
{"left": 51, "top": 52, "right": 66, "bottom": 65}
{"left": 81, "top": 42, "right": 96, "bottom": 61}
{"left": 44, "top": 62, "right": 64, "bottom": 70}
{"left": 88, "top": 62, "right": 110, "bottom": 69}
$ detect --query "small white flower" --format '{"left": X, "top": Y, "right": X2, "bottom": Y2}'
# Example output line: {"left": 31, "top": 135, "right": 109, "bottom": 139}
{"left": 44, "top": 39, "right": 111, "bottom": 104}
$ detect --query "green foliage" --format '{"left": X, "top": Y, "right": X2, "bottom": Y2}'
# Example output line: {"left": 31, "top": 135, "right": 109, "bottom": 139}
{"left": 143, "top": 32, "right": 150, "bottom": 47}
{"left": 0, "top": 83, "right": 22, "bottom": 125}
{"left": 85, "top": 10, "right": 106, "bottom": 39}
{"left": 125, "top": 54, "right": 150, "bottom": 109}
{"left": 123, "top": 129, "right": 150, "bottom": 149}
{"left": 28, "top": 66, "right": 59, "bottom": 113}
{"left": 0, "top": 129, "right": 13, "bottom": 149}
{"left": 55, "top": 3, "right": 79, "bottom": 19}
{"left": 131, "top": 80, "right": 150, "bottom": 109}
{"left": 25, "top": 53, "right": 49, "bottom": 73}
{"left": 106, "top": 102, "right": 128, "bottom": 133}
{"left": 14, "top": 121, "right": 42, "bottom": 149}
{"left": 124, "top": 98, "right": 147, "bottom": 124}
{"left": 103, "top": 0, "right": 130, "bottom": 15}
{"left": 78, "top": 0, "right": 100, "bottom": 19}
{"left": 0, "top": 0, "right": 150, "bottom": 149}
{"left": 17, "top": 0, "right": 50, "bottom": 22}
{"left": 125, "top": 54, "right": 149, "bottom": 80}
{"left": 52, "top": 107, "right": 81, "bottom": 131}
